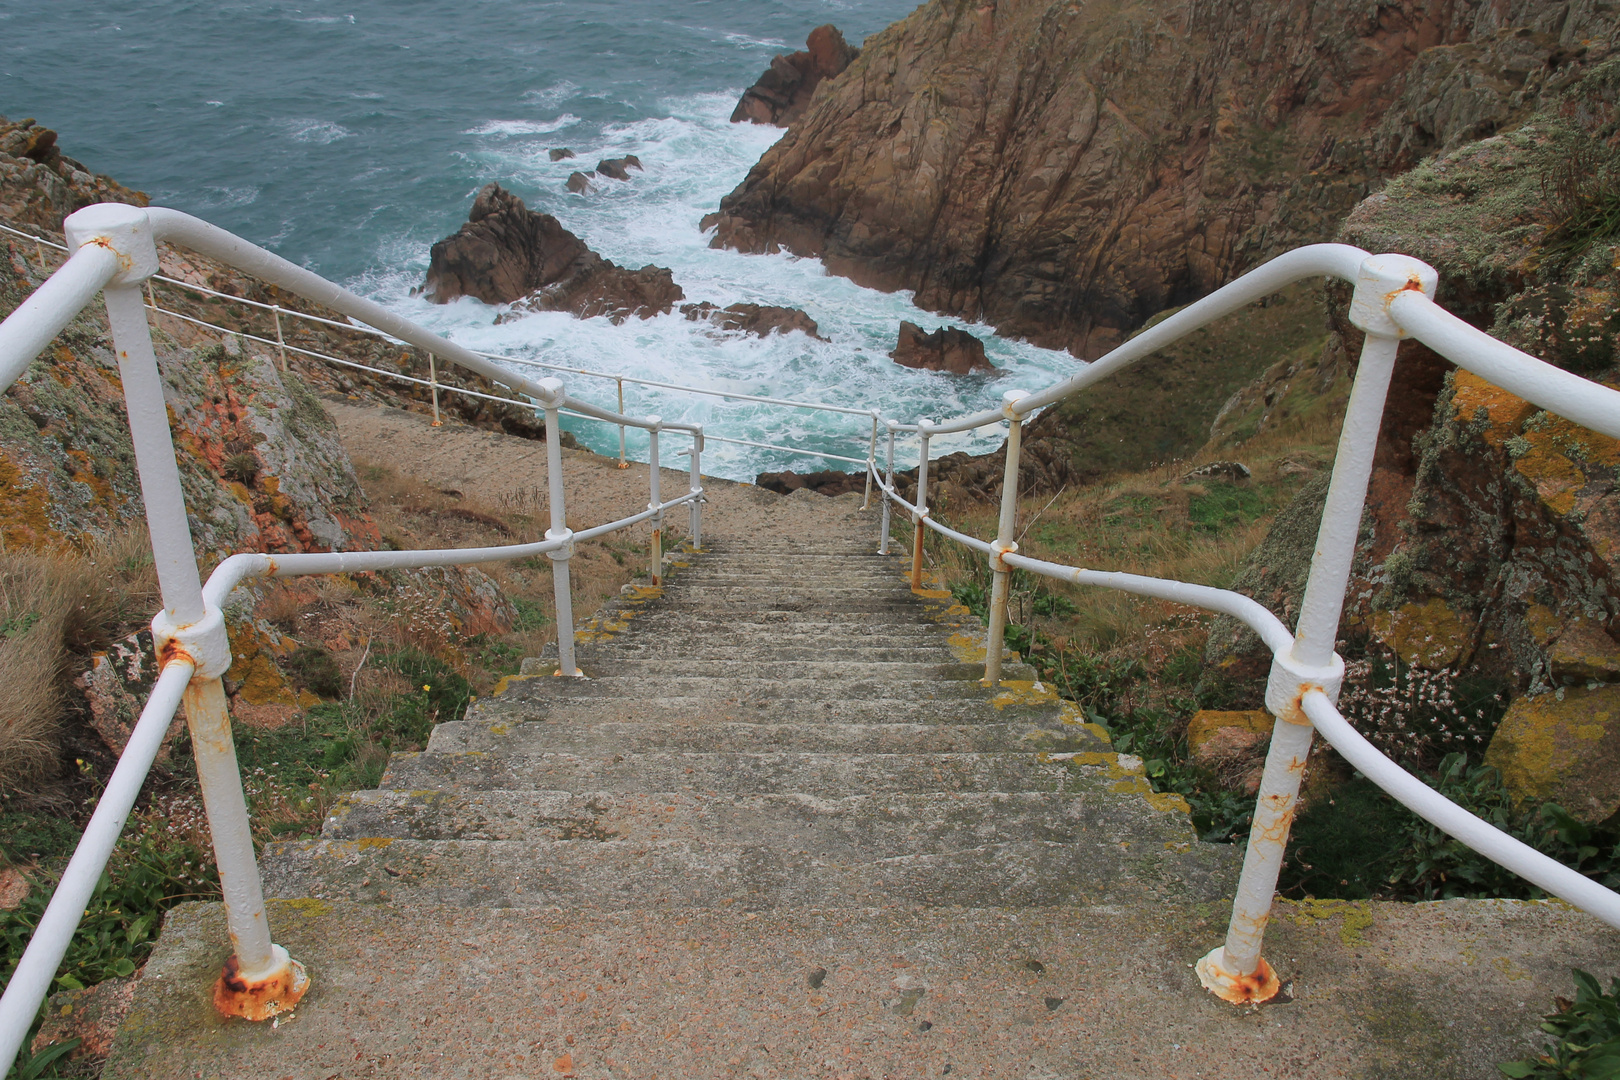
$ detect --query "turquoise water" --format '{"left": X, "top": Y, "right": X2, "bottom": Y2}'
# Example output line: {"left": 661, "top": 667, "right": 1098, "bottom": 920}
{"left": 3, "top": 2, "right": 1081, "bottom": 478}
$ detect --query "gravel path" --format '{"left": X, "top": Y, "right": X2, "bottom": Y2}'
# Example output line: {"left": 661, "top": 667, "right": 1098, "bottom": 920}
{"left": 321, "top": 398, "right": 877, "bottom": 546}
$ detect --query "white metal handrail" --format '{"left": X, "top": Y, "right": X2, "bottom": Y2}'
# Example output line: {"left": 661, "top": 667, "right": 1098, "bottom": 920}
{"left": 864, "top": 247, "right": 1620, "bottom": 1007}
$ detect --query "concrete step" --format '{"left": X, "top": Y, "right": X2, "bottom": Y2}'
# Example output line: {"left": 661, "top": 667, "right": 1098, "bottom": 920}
{"left": 110, "top": 897, "right": 1620, "bottom": 1080}
{"left": 502, "top": 678, "right": 1036, "bottom": 703}
{"left": 467, "top": 694, "right": 1062, "bottom": 727}
{"left": 523, "top": 658, "right": 992, "bottom": 682}
{"left": 567, "top": 643, "right": 960, "bottom": 662}
{"left": 262, "top": 835, "right": 1234, "bottom": 910}
{"left": 321, "top": 788, "right": 1179, "bottom": 851}
{"left": 378, "top": 749, "right": 1103, "bottom": 796}
{"left": 426, "top": 717, "right": 1107, "bottom": 755}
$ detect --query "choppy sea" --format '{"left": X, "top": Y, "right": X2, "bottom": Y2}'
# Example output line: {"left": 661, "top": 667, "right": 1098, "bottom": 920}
{"left": 2, "top": 1, "right": 1081, "bottom": 478}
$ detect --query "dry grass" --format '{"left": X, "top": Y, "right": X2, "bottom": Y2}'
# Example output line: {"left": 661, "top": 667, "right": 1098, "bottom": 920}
{"left": 0, "top": 528, "right": 160, "bottom": 792}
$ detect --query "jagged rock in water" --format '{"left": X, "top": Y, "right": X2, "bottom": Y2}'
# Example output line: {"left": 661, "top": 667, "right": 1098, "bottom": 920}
{"left": 549, "top": 147, "right": 575, "bottom": 161}
{"left": 680, "top": 301, "right": 826, "bottom": 340}
{"left": 890, "top": 321, "right": 991, "bottom": 375}
{"left": 423, "top": 183, "right": 683, "bottom": 321}
{"left": 731, "top": 25, "right": 859, "bottom": 127}
{"left": 566, "top": 171, "right": 593, "bottom": 194}
{"left": 708, "top": 0, "right": 1615, "bottom": 359}
{"left": 595, "top": 155, "right": 642, "bottom": 181}
{"left": 754, "top": 469, "right": 865, "bottom": 497}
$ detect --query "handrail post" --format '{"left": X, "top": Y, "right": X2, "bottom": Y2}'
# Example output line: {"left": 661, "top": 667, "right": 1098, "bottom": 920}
{"left": 535, "top": 377, "right": 582, "bottom": 677}
{"left": 647, "top": 415, "right": 663, "bottom": 586}
{"left": 427, "top": 351, "right": 441, "bottom": 426}
{"left": 861, "top": 411, "right": 879, "bottom": 510}
{"left": 983, "top": 391, "right": 1027, "bottom": 685}
{"left": 616, "top": 376, "right": 629, "bottom": 468}
{"left": 62, "top": 205, "right": 308, "bottom": 1019}
{"left": 910, "top": 419, "right": 934, "bottom": 590}
{"left": 1198, "top": 253, "right": 1437, "bottom": 1004}
{"left": 271, "top": 303, "right": 288, "bottom": 373}
{"left": 688, "top": 427, "right": 704, "bottom": 549}
{"left": 878, "top": 420, "right": 897, "bottom": 554}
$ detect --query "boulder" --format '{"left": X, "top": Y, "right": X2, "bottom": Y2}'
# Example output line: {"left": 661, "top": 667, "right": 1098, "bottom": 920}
{"left": 755, "top": 469, "right": 865, "bottom": 498}
{"left": 680, "top": 301, "right": 826, "bottom": 340}
{"left": 1187, "top": 710, "right": 1274, "bottom": 796}
{"left": 595, "top": 155, "right": 643, "bottom": 181}
{"left": 890, "top": 321, "right": 992, "bottom": 375}
{"left": 30, "top": 976, "right": 137, "bottom": 1063}
{"left": 423, "top": 183, "right": 683, "bottom": 321}
{"left": 1486, "top": 686, "right": 1620, "bottom": 825}
{"left": 549, "top": 147, "right": 575, "bottom": 161}
{"left": 565, "top": 171, "right": 592, "bottom": 194}
{"left": 731, "top": 25, "right": 859, "bottom": 128}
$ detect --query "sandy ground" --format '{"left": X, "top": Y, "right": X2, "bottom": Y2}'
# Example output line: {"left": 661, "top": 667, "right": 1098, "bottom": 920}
{"left": 320, "top": 398, "right": 880, "bottom": 547}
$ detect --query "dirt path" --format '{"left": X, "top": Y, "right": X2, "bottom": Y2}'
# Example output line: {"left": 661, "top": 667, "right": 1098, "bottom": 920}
{"left": 321, "top": 398, "right": 878, "bottom": 546}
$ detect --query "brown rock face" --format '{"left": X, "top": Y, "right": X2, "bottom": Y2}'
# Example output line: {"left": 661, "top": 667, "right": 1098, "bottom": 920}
{"left": 681, "top": 301, "right": 826, "bottom": 340}
{"left": 755, "top": 469, "right": 865, "bottom": 497}
{"left": 730, "top": 25, "right": 859, "bottom": 127}
{"left": 595, "top": 155, "right": 643, "bottom": 181}
{"left": 708, "top": 0, "right": 1610, "bottom": 358}
{"left": 423, "top": 183, "right": 683, "bottom": 322}
{"left": 890, "top": 321, "right": 991, "bottom": 375}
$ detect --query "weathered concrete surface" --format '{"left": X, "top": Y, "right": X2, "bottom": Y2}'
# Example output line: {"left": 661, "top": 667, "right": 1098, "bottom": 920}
{"left": 107, "top": 896, "right": 1618, "bottom": 1079}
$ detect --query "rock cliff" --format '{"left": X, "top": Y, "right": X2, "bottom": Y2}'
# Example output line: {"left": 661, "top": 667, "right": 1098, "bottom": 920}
{"left": 708, "top": 0, "right": 1614, "bottom": 359}
{"left": 730, "top": 25, "right": 860, "bottom": 127}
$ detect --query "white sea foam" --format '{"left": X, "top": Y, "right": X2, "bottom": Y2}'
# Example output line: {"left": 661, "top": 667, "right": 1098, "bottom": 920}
{"left": 721, "top": 31, "right": 790, "bottom": 49}
{"left": 282, "top": 119, "right": 355, "bottom": 145}
{"left": 523, "top": 81, "right": 582, "bottom": 108}
{"left": 354, "top": 91, "right": 1079, "bottom": 481}
{"left": 465, "top": 116, "right": 582, "bottom": 138}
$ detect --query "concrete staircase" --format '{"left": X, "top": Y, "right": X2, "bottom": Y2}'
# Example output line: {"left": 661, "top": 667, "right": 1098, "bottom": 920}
{"left": 105, "top": 501, "right": 1620, "bottom": 1079}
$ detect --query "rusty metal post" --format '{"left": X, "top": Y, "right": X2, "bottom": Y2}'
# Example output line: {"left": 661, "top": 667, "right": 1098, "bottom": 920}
{"left": 616, "top": 376, "right": 629, "bottom": 468}
{"left": 427, "top": 351, "right": 441, "bottom": 426}
{"left": 910, "top": 420, "right": 933, "bottom": 590}
{"left": 271, "top": 303, "right": 289, "bottom": 373}
{"left": 535, "top": 377, "right": 582, "bottom": 677}
{"left": 1197, "top": 254, "right": 1436, "bottom": 1004}
{"left": 877, "top": 420, "right": 896, "bottom": 554}
{"left": 688, "top": 428, "right": 703, "bottom": 549}
{"left": 983, "top": 391, "right": 1027, "bottom": 685}
{"left": 861, "top": 411, "right": 879, "bottom": 510}
{"left": 647, "top": 416, "right": 663, "bottom": 586}
{"left": 64, "top": 204, "right": 307, "bottom": 1019}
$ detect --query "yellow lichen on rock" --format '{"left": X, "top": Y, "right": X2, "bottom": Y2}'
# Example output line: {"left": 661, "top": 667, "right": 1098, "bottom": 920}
{"left": 1185, "top": 709, "right": 1272, "bottom": 754}
{"left": 1369, "top": 597, "right": 1474, "bottom": 670}
{"left": 1485, "top": 685, "right": 1620, "bottom": 824}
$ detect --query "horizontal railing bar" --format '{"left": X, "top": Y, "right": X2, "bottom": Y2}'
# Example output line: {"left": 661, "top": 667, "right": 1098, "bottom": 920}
{"left": 1391, "top": 291, "right": 1620, "bottom": 441}
{"left": 704, "top": 433, "right": 868, "bottom": 466}
{"left": 1301, "top": 691, "right": 1620, "bottom": 929}
{"left": 870, "top": 466, "right": 994, "bottom": 554}
{"left": 0, "top": 660, "right": 194, "bottom": 1071}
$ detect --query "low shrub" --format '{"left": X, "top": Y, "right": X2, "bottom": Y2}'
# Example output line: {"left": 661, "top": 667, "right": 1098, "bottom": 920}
{"left": 1499, "top": 969, "right": 1620, "bottom": 1078}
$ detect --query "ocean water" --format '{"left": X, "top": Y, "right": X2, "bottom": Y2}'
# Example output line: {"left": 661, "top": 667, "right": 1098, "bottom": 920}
{"left": 2, "top": 1, "right": 1082, "bottom": 479}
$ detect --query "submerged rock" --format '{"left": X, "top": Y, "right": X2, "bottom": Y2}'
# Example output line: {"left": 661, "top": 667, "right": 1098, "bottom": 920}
{"left": 731, "top": 25, "right": 859, "bottom": 128}
{"left": 680, "top": 301, "right": 826, "bottom": 340}
{"left": 422, "top": 183, "right": 683, "bottom": 321}
{"left": 549, "top": 147, "right": 575, "bottom": 161}
{"left": 890, "top": 321, "right": 991, "bottom": 375}
{"left": 566, "top": 171, "right": 593, "bottom": 194}
{"left": 595, "top": 155, "right": 643, "bottom": 181}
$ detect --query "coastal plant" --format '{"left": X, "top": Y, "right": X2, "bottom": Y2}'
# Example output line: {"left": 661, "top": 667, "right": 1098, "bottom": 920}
{"left": 1336, "top": 648, "right": 1507, "bottom": 771}
{"left": 1498, "top": 970, "right": 1620, "bottom": 1078}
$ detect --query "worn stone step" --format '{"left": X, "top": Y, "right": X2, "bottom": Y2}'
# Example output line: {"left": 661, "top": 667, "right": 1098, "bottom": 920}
{"left": 262, "top": 835, "right": 1233, "bottom": 910}
{"left": 378, "top": 750, "right": 1097, "bottom": 796}
{"left": 321, "top": 788, "right": 1175, "bottom": 851}
{"left": 427, "top": 717, "right": 1106, "bottom": 755}
{"left": 568, "top": 643, "right": 959, "bottom": 663}
{"left": 467, "top": 694, "right": 1061, "bottom": 727}
{"left": 507, "top": 677, "right": 1042, "bottom": 703}
{"left": 525, "top": 658, "right": 991, "bottom": 682}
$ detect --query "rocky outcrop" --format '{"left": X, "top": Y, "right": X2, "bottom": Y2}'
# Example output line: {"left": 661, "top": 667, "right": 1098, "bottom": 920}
{"left": 890, "top": 321, "right": 991, "bottom": 374}
{"left": 425, "top": 183, "right": 682, "bottom": 322}
{"left": 681, "top": 301, "right": 826, "bottom": 339}
{"left": 730, "top": 25, "right": 859, "bottom": 127}
{"left": 755, "top": 468, "right": 865, "bottom": 498}
{"left": 0, "top": 116, "right": 147, "bottom": 230}
{"left": 708, "top": 1, "right": 1617, "bottom": 359}
{"left": 595, "top": 156, "right": 642, "bottom": 181}
{"left": 566, "top": 171, "right": 591, "bottom": 194}
{"left": 549, "top": 148, "right": 575, "bottom": 161}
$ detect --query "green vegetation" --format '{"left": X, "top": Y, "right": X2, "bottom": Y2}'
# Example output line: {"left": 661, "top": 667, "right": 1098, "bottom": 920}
{"left": 1500, "top": 970, "right": 1620, "bottom": 1078}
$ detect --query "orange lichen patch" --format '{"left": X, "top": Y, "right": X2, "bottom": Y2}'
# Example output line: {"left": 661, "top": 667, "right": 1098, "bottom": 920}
{"left": 1186, "top": 709, "right": 1272, "bottom": 754}
{"left": 1370, "top": 597, "right": 1475, "bottom": 669}
{"left": 1526, "top": 603, "right": 1562, "bottom": 646}
{"left": 1513, "top": 443, "right": 1585, "bottom": 515}
{"left": 212, "top": 953, "right": 309, "bottom": 1021}
{"left": 1485, "top": 685, "right": 1620, "bottom": 824}
{"left": 225, "top": 621, "right": 306, "bottom": 708}
{"left": 1144, "top": 790, "right": 1192, "bottom": 814}
{"left": 0, "top": 452, "right": 62, "bottom": 549}
{"left": 1452, "top": 370, "right": 1537, "bottom": 446}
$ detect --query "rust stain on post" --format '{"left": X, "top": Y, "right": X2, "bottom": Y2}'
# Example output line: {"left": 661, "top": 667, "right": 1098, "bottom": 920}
{"left": 1211, "top": 957, "right": 1280, "bottom": 1004}
{"left": 212, "top": 953, "right": 309, "bottom": 1020}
